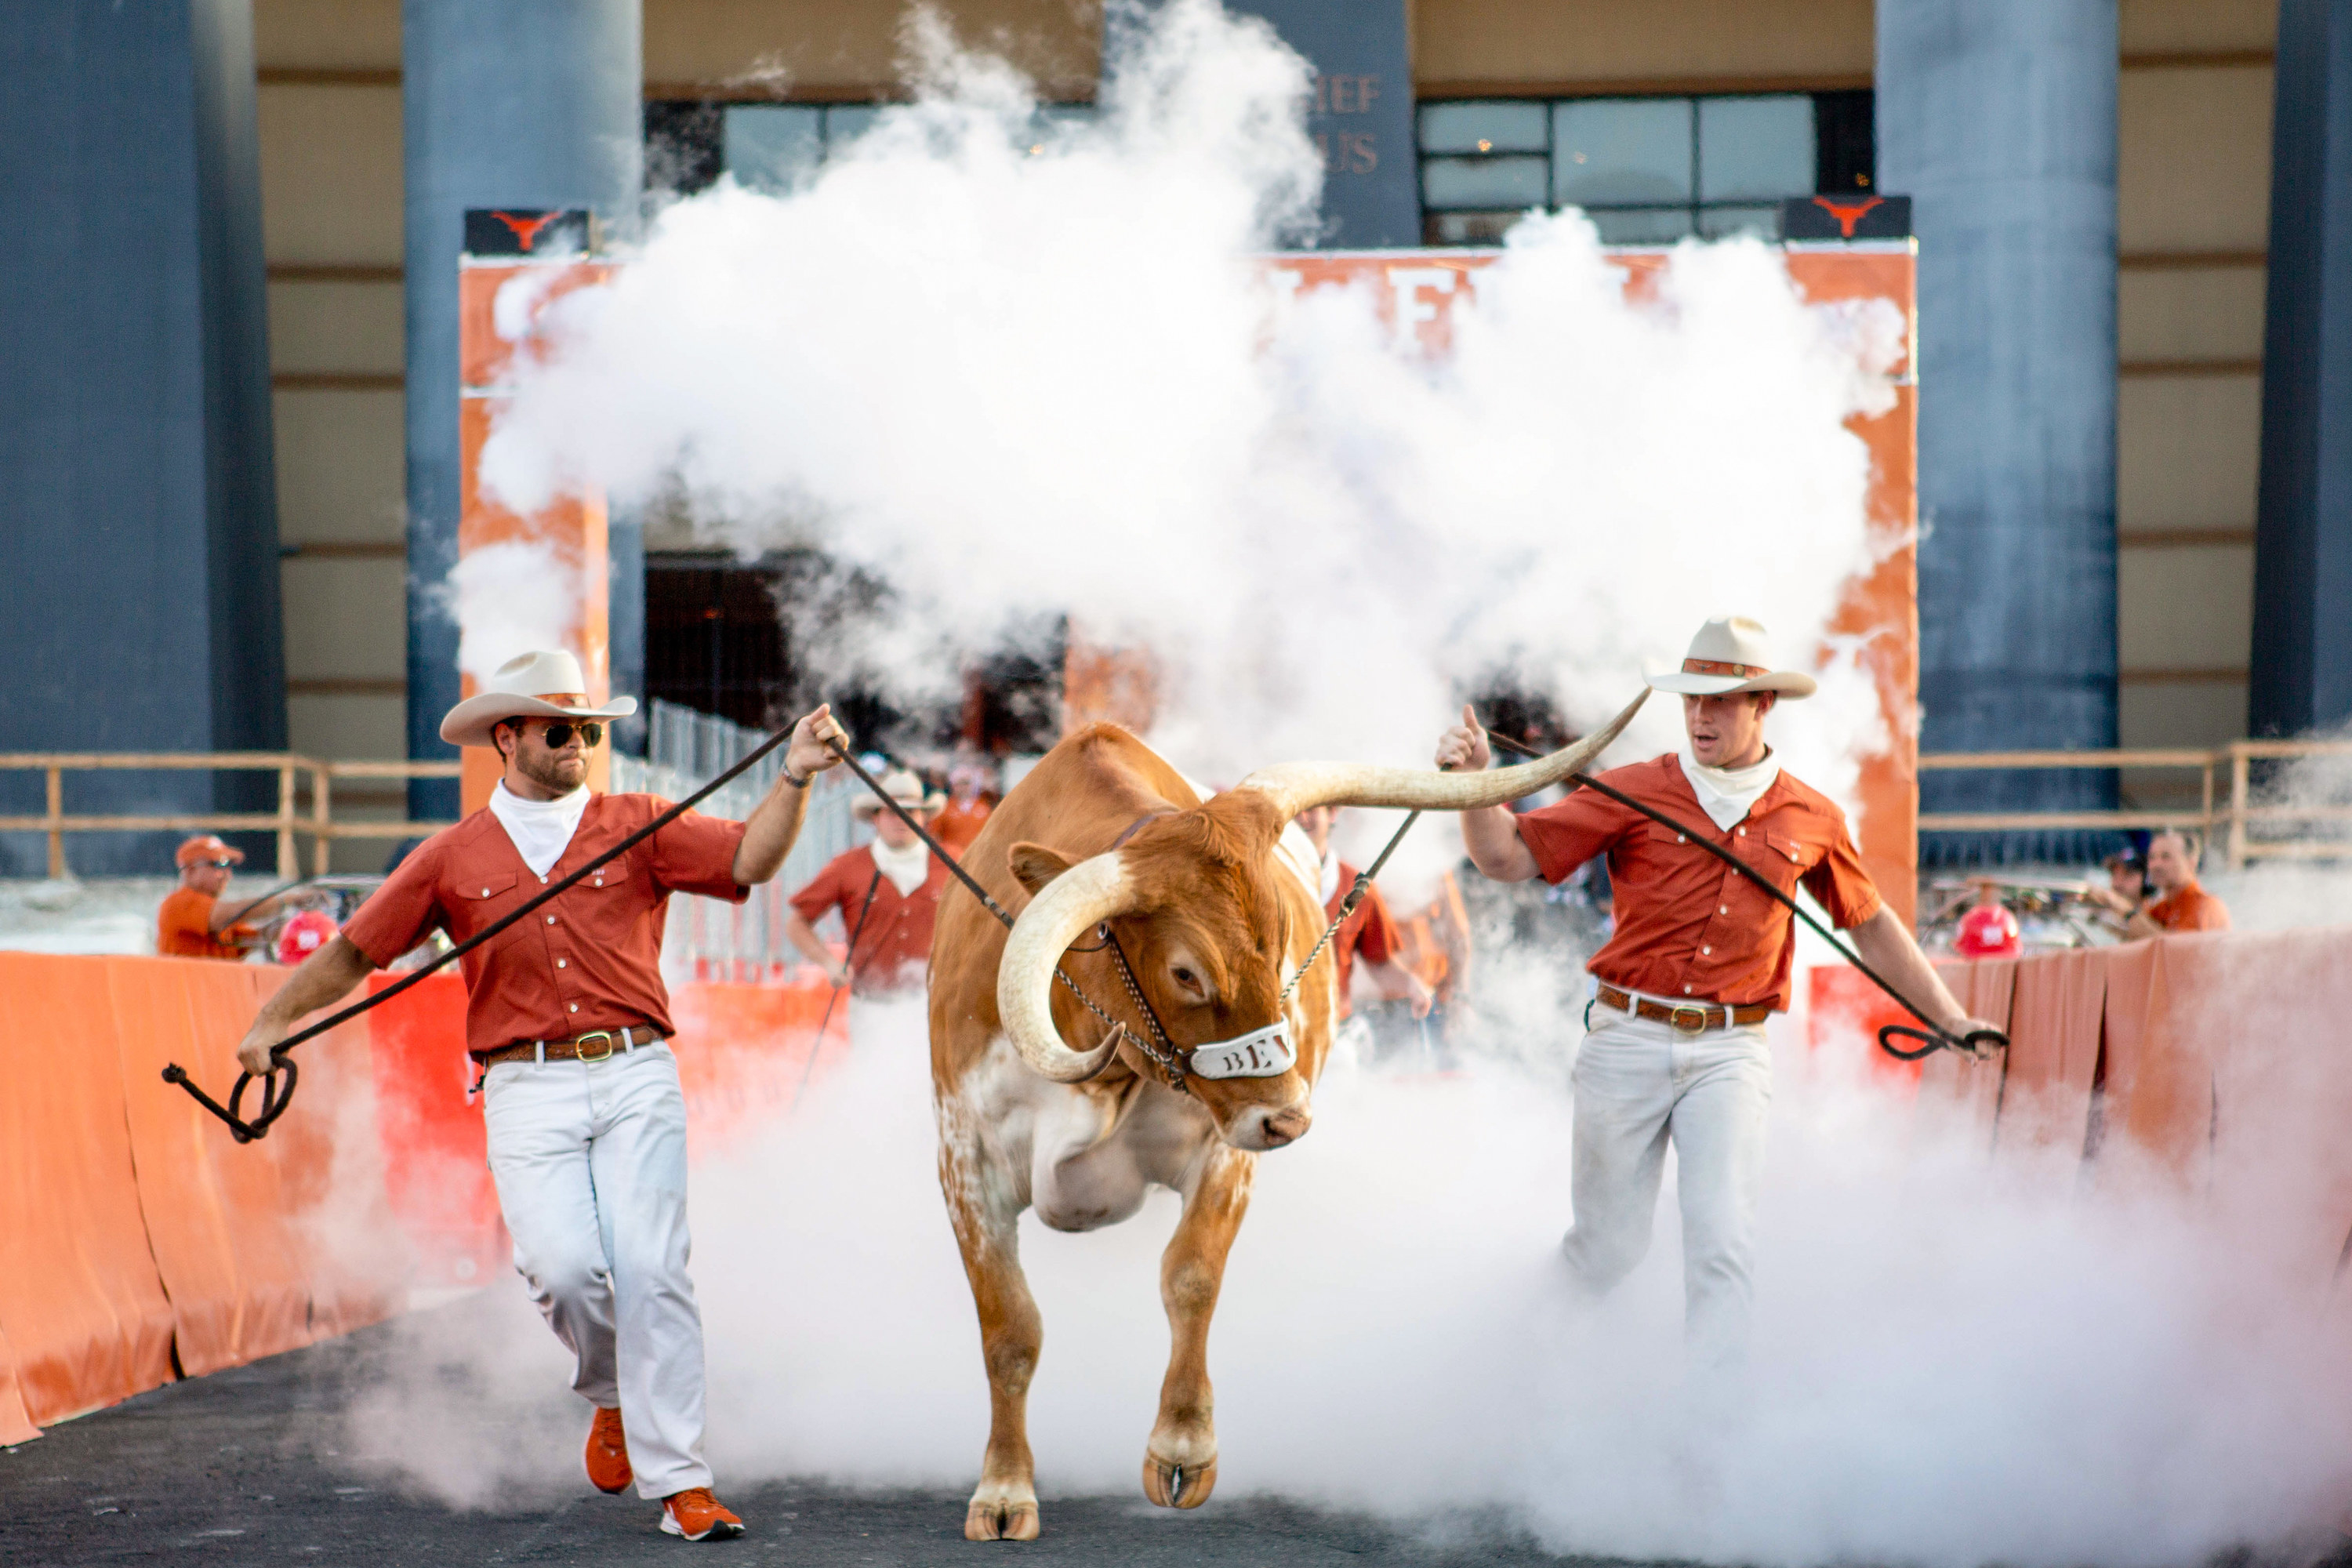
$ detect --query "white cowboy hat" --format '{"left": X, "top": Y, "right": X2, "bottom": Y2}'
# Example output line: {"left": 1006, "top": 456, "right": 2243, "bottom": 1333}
{"left": 439, "top": 650, "right": 639, "bottom": 747}
{"left": 851, "top": 768, "right": 946, "bottom": 818}
{"left": 1643, "top": 616, "right": 1817, "bottom": 699}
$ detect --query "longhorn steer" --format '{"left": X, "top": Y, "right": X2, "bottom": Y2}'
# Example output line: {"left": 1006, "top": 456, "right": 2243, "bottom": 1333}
{"left": 927, "top": 700, "right": 1644, "bottom": 1541}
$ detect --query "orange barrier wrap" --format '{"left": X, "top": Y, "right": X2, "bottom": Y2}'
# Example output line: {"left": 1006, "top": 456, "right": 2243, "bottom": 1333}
{"left": 363, "top": 971, "right": 505, "bottom": 1290}
{"left": 1902, "top": 927, "right": 2352, "bottom": 1289}
{"left": 0, "top": 953, "right": 843, "bottom": 1442}
{"left": 0, "top": 955, "right": 175, "bottom": 1431}
{"left": 671, "top": 980, "right": 844, "bottom": 1149}
{"left": 1914, "top": 956, "right": 2015, "bottom": 1150}
{"left": 107, "top": 958, "right": 318, "bottom": 1376}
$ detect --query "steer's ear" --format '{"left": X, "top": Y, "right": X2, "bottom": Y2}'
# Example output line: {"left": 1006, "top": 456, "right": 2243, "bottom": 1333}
{"left": 1007, "top": 841, "right": 1076, "bottom": 895}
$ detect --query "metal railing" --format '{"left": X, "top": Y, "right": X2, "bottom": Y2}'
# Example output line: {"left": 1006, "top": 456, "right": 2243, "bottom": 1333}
{"left": 0, "top": 754, "right": 461, "bottom": 879}
{"left": 1917, "top": 738, "right": 2352, "bottom": 869}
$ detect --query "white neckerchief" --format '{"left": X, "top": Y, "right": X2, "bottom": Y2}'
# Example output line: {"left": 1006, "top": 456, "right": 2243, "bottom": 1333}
{"left": 489, "top": 780, "right": 590, "bottom": 878}
{"left": 1316, "top": 846, "right": 1341, "bottom": 908}
{"left": 1679, "top": 747, "right": 1781, "bottom": 833}
{"left": 870, "top": 835, "right": 931, "bottom": 898}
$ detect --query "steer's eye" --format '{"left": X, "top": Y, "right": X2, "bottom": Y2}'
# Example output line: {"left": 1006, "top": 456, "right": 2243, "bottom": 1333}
{"left": 1172, "top": 966, "right": 1203, "bottom": 994}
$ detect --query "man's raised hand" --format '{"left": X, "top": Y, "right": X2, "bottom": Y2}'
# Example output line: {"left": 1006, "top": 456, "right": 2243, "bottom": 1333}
{"left": 1435, "top": 703, "right": 1492, "bottom": 772}
{"left": 786, "top": 704, "right": 849, "bottom": 782}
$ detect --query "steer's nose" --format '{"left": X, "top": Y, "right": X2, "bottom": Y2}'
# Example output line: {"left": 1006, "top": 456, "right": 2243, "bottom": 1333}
{"left": 1255, "top": 1105, "right": 1312, "bottom": 1149}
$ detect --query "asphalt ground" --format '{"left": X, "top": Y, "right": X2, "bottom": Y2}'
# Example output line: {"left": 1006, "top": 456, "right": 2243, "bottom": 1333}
{"left": 0, "top": 1295, "right": 1602, "bottom": 1568}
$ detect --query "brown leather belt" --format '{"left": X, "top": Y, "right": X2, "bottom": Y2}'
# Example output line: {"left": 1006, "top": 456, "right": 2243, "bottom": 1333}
{"left": 474, "top": 1025, "right": 666, "bottom": 1068}
{"left": 1595, "top": 984, "right": 1769, "bottom": 1033}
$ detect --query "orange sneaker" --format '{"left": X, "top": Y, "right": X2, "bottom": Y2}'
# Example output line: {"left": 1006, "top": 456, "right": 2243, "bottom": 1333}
{"left": 660, "top": 1486, "right": 746, "bottom": 1541}
{"left": 584, "top": 1406, "right": 631, "bottom": 1494}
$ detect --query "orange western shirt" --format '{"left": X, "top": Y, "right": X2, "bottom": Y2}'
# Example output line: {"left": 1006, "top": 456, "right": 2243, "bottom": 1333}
{"left": 1514, "top": 754, "right": 1883, "bottom": 1013}
{"left": 341, "top": 793, "right": 747, "bottom": 1056}
{"left": 2146, "top": 880, "right": 2230, "bottom": 933}
{"left": 157, "top": 887, "right": 252, "bottom": 960}
{"left": 788, "top": 844, "right": 948, "bottom": 994}
{"left": 1326, "top": 861, "right": 1402, "bottom": 1019}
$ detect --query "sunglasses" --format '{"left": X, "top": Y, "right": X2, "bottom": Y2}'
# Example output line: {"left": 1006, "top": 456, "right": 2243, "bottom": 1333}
{"left": 203, "top": 858, "right": 238, "bottom": 869}
{"left": 535, "top": 720, "right": 604, "bottom": 750}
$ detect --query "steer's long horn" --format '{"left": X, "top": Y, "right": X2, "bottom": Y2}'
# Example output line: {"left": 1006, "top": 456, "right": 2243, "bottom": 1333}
{"left": 1235, "top": 689, "right": 1650, "bottom": 822}
{"left": 997, "top": 851, "right": 1134, "bottom": 1082}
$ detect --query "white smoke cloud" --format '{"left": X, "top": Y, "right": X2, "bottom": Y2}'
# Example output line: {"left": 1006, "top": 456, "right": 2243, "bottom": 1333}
{"left": 347, "top": 994, "right": 2352, "bottom": 1563}
{"left": 476, "top": 0, "right": 1896, "bottom": 913}
{"left": 441, "top": 539, "right": 581, "bottom": 687}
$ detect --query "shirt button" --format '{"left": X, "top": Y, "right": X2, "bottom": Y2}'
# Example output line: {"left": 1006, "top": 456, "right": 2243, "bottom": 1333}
{"left": 1737, "top": 827, "right": 1747, "bottom": 837}
{"left": 568, "top": 1003, "right": 579, "bottom": 1013}
{"left": 557, "top": 958, "right": 567, "bottom": 969}
{"left": 539, "top": 875, "right": 548, "bottom": 884}
{"left": 546, "top": 916, "right": 557, "bottom": 925}
{"left": 1676, "top": 833, "right": 1686, "bottom": 843}
{"left": 1719, "top": 906, "right": 1729, "bottom": 914}
{"left": 481, "top": 887, "right": 491, "bottom": 896}
{"left": 1683, "top": 985, "right": 1694, "bottom": 995}
{"left": 1702, "top": 945, "right": 1711, "bottom": 955}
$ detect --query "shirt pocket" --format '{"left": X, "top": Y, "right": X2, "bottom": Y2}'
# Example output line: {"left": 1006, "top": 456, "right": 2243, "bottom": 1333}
{"left": 1762, "top": 829, "right": 1817, "bottom": 882}
{"left": 458, "top": 871, "right": 520, "bottom": 904}
{"left": 576, "top": 852, "right": 633, "bottom": 894}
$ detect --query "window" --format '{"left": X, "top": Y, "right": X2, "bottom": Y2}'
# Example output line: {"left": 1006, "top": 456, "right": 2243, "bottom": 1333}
{"left": 1417, "top": 90, "right": 1875, "bottom": 246}
{"left": 645, "top": 100, "right": 1094, "bottom": 198}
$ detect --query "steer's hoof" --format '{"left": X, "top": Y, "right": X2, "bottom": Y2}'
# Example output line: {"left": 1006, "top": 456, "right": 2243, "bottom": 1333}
{"left": 1142, "top": 1454, "right": 1218, "bottom": 1509}
{"left": 964, "top": 1496, "right": 1040, "bottom": 1541}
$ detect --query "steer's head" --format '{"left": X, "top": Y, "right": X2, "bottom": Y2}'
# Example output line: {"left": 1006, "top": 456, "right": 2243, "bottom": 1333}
{"left": 993, "top": 691, "right": 1649, "bottom": 1153}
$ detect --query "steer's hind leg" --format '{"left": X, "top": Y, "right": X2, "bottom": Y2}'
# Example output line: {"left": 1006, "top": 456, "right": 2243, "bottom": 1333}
{"left": 940, "top": 1138, "right": 1044, "bottom": 1541}
{"left": 1144, "top": 1143, "right": 1254, "bottom": 1510}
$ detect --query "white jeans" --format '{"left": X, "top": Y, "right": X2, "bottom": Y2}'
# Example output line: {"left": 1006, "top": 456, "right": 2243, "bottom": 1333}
{"left": 1564, "top": 1007, "right": 1772, "bottom": 1364}
{"left": 483, "top": 1041, "right": 710, "bottom": 1498}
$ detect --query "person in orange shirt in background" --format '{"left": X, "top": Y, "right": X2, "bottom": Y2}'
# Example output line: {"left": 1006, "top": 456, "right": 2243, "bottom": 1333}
{"left": 786, "top": 769, "right": 949, "bottom": 996}
{"left": 156, "top": 834, "right": 284, "bottom": 959}
{"left": 2133, "top": 828, "right": 2230, "bottom": 935}
{"left": 931, "top": 754, "right": 997, "bottom": 858}
{"left": 1292, "top": 805, "right": 1432, "bottom": 1060}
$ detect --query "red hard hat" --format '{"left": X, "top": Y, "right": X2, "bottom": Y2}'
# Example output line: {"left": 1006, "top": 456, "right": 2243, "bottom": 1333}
{"left": 1954, "top": 902, "right": 2021, "bottom": 960}
{"left": 274, "top": 909, "right": 338, "bottom": 966}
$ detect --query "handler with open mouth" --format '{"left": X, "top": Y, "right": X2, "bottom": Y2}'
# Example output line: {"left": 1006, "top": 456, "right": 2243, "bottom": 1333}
{"left": 1437, "top": 617, "right": 1997, "bottom": 1364}
{"left": 233, "top": 650, "right": 846, "bottom": 1542}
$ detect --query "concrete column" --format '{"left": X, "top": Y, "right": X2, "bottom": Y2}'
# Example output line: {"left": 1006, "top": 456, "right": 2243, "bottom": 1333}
{"left": 1878, "top": 1, "right": 2121, "bottom": 862}
{"left": 2252, "top": 0, "right": 2352, "bottom": 736}
{"left": 0, "top": 0, "right": 285, "bottom": 877}
{"left": 402, "top": 0, "right": 641, "bottom": 816}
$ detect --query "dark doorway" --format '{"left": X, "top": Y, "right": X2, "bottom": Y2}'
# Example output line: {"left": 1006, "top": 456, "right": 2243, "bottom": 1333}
{"left": 644, "top": 554, "right": 791, "bottom": 730}
{"left": 644, "top": 550, "right": 1065, "bottom": 756}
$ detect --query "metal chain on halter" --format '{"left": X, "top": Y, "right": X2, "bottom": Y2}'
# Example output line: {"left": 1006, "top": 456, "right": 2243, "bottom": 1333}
{"left": 1100, "top": 924, "right": 1186, "bottom": 1091}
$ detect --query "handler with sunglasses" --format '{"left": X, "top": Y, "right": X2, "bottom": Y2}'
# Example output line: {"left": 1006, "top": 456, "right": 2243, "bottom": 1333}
{"left": 234, "top": 650, "right": 846, "bottom": 1543}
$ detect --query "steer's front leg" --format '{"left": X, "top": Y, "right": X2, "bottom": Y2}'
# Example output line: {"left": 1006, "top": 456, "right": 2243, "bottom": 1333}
{"left": 1143, "top": 1142, "right": 1254, "bottom": 1509}
{"left": 939, "top": 1130, "right": 1044, "bottom": 1541}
